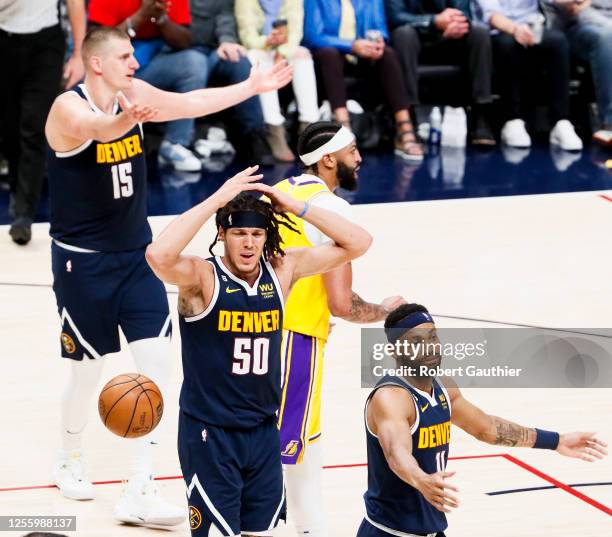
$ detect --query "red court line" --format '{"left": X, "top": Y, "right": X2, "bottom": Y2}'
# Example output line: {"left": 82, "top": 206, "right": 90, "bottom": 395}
{"left": 599, "top": 194, "right": 612, "bottom": 203}
{"left": 503, "top": 454, "right": 612, "bottom": 516}
{"left": 0, "top": 454, "right": 500, "bottom": 493}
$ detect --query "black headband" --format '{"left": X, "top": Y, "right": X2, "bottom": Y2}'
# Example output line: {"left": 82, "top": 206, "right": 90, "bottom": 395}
{"left": 220, "top": 210, "right": 268, "bottom": 230}
{"left": 385, "top": 311, "right": 434, "bottom": 343}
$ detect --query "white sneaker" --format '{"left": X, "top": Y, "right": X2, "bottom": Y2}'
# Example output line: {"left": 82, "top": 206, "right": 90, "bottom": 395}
{"left": 441, "top": 107, "right": 467, "bottom": 147}
{"left": 550, "top": 120, "right": 583, "bottom": 151}
{"left": 501, "top": 119, "right": 531, "bottom": 148}
{"left": 158, "top": 141, "right": 202, "bottom": 172}
{"left": 53, "top": 449, "right": 95, "bottom": 500}
{"left": 114, "top": 474, "right": 186, "bottom": 526}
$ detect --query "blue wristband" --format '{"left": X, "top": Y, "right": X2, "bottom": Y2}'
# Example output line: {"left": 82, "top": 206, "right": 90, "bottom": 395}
{"left": 534, "top": 428, "right": 560, "bottom": 450}
{"left": 297, "top": 201, "right": 309, "bottom": 218}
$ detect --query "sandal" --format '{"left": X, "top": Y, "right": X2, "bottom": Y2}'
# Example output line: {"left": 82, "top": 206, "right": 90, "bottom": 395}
{"left": 395, "top": 120, "right": 424, "bottom": 161}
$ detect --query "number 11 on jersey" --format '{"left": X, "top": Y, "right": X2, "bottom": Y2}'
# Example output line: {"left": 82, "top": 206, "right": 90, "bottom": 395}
{"left": 436, "top": 451, "right": 447, "bottom": 472}
{"left": 111, "top": 162, "right": 133, "bottom": 199}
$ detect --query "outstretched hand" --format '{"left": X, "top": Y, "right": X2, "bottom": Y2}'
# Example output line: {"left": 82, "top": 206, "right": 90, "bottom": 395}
{"left": 248, "top": 60, "right": 293, "bottom": 95}
{"left": 415, "top": 470, "right": 460, "bottom": 513}
{"left": 557, "top": 432, "right": 608, "bottom": 462}
{"left": 117, "top": 92, "right": 159, "bottom": 124}
{"left": 212, "top": 166, "right": 264, "bottom": 208}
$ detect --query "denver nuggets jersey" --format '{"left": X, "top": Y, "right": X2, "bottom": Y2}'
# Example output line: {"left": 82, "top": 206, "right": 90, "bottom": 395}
{"left": 48, "top": 84, "right": 151, "bottom": 252}
{"left": 179, "top": 256, "right": 284, "bottom": 429}
{"left": 364, "top": 375, "right": 451, "bottom": 535}
{"left": 275, "top": 176, "right": 332, "bottom": 341}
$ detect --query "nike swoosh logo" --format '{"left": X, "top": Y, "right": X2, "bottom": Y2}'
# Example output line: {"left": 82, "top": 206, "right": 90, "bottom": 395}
{"left": 226, "top": 287, "right": 241, "bottom": 294}
{"left": 420, "top": 404, "right": 429, "bottom": 412}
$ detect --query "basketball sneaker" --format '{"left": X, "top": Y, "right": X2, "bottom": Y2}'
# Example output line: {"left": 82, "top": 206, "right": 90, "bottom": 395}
{"left": 113, "top": 474, "right": 185, "bottom": 526}
{"left": 53, "top": 449, "right": 95, "bottom": 500}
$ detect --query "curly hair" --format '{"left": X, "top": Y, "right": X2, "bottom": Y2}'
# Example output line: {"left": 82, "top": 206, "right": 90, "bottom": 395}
{"left": 209, "top": 192, "right": 299, "bottom": 259}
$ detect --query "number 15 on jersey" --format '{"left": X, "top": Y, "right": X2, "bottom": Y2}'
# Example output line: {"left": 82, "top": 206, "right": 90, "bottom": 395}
{"left": 111, "top": 162, "right": 133, "bottom": 199}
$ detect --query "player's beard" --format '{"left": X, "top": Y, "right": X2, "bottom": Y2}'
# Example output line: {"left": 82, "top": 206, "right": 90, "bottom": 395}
{"left": 337, "top": 161, "right": 358, "bottom": 191}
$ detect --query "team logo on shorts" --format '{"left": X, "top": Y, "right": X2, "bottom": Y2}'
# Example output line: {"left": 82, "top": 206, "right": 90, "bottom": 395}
{"left": 61, "top": 332, "right": 76, "bottom": 354}
{"left": 281, "top": 440, "right": 300, "bottom": 457}
{"left": 189, "top": 505, "right": 202, "bottom": 530}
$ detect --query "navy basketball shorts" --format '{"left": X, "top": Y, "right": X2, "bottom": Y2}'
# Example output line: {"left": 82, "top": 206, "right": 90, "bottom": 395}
{"left": 51, "top": 242, "right": 171, "bottom": 360}
{"left": 178, "top": 411, "right": 286, "bottom": 536}
{"left": 357, "top": 518, "right": 446, "bottom": 537}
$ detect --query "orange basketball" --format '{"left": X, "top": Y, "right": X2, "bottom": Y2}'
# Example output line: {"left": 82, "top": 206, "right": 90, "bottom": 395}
{"left": 98, "top": 373, "right": 164, "bottom": 438}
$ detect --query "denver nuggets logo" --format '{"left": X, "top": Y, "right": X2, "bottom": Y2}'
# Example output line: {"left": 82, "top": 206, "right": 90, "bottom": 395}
{"left": 189, "top": 505, "right": 202, "bottom": 530}
{"left": 61, "top": 332, "right": 76, "bottom": 354}
{"left": 281, "top": 440, "right": 300, "bottom": 457}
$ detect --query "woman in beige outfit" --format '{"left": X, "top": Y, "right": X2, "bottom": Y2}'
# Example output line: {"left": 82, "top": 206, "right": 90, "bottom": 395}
{"left": 236, "top": 0, "right": 319, "bottom": 161}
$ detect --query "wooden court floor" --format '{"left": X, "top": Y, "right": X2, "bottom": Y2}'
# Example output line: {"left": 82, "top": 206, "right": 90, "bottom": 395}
{"left": 0, "top": 191, "right": 611, "bottom": 536}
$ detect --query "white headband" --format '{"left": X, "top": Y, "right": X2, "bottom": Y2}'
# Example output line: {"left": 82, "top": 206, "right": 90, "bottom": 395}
{"left": 299, "top": 126, "right": 356, "bottom": 166}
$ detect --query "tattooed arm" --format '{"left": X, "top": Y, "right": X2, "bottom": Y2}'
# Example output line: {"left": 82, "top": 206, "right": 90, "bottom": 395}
{"left": 323, "top": 264, "right": 406, "bottom": 323}
{"left": 446, "top": 383, "right": 536, "bottom": 446}
{"left": 446, "top": 382, "right": 608, "bottom": 460}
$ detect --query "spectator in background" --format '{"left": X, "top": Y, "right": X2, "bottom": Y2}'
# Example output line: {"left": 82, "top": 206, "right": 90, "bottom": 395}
{"left": 0, "top": 0, "right": 86, "bottom": 245}
{"left": 384, "top": 0, "right": 496, "bottom": 146}
{"left": 303, "top": 0, "right": 424, "bottom": 160}
{"left": 190, "top": 0, "right": 275, "bottom": 166}
{"left": 235, "top": 0, "right": 320, "bottom": 162}
{"left": 549, "top": 0, "right": 612, "bottom": 146}
{"left": 477, "top": 0, "right": 583, "bottom": 150}
{"left": 88, "top": 0, "right": 207, "bottom": 172}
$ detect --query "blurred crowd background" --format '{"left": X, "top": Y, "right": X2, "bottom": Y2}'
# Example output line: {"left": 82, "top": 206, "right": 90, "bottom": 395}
{"left": 0, "top": 0, "right": 611, "bottom": 244}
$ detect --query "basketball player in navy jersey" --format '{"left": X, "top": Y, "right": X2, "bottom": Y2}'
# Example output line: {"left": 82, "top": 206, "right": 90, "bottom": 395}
{"left": 44, "top": 26, "right": 292, "bottom": 525}
{"left": 360, "top": 303, "right": 608, "bottom": 537}
{"left": 145, "top": 167, "right": 372, "bottom": 536}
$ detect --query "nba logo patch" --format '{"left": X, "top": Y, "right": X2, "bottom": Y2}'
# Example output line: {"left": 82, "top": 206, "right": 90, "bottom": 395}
{"left": 201, "top": 428, "right": 208, "bottom": 442}
{"left": 66, "top": 260, "right": 72, "bottom": 273}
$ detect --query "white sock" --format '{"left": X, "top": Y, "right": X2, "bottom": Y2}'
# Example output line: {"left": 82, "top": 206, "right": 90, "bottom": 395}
{"left": 284, "top": 441, "right": 326, "bottom": 537}
{"left": 60, "top": 357, "right": 105, "bottom": 451}
{"left": 127, "top": 337, "right": 173, "bottom": 480}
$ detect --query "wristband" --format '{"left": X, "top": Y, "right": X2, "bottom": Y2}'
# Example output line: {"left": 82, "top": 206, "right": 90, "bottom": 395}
{"left": 297, "top": 201, "right": 309, "bottom": 218}
{"left": 534, "top": 428, "right": 560, "bottom": 450}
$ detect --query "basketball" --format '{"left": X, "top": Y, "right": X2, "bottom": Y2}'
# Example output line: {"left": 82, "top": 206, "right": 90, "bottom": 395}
{"left": 98, "top": 373, "right": 164, "bottom": 438}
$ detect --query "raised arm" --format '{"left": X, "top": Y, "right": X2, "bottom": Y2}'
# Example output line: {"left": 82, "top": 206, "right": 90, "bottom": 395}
{"left": 145, "top": 166, "right": 264, "bottom": 288}
{"left": 369, "top": 387, "right": 459, "bottom": 513}
{"left": 45, "top": 91, "right": 158, "bottom": 149}
{"left": 256, "top": 184, "right": 372, "bottom": 284}
{"left": 129, "top": 61, "right": 292, "bottom": 123}
{"left": 448, "top": 385, "right": 608, "bottom": 460}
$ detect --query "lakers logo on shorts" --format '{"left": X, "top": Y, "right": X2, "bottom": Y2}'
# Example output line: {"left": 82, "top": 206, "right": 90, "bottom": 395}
{"left": 189, "top": 505, "right": 202, "bottom": 530}
{"left": 61, "top": 332, "right": 76, "bottom": 354}
{"left": 281, "top": 440, "right": 299, "bottom": 457}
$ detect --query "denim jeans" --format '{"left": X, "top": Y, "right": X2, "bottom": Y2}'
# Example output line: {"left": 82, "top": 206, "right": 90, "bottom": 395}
{"left": 566, "top": 9, "right": 612, "bottom": 126}
{"left": 194, "top": 46, "right": 265, "bottom": 133}
{"left": 136, "top": 48, "right": 207, "bottom": 146}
